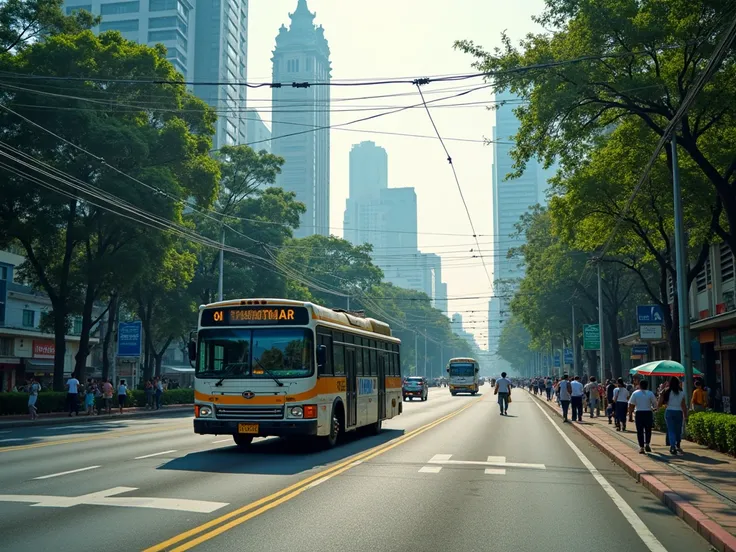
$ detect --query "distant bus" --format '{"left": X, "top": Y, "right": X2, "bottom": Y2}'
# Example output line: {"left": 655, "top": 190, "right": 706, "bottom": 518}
{"left": 189, "top": 299, "right": 403, "bottom": 448}
{"left": 446, "top": 357, "right": 480, "bottom": 396}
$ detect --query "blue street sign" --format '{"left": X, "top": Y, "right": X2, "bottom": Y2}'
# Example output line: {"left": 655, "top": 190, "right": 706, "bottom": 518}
{"left": 637, "top": 305, "right": 664, "bottom": 324}
{"left": 563, "top": 348, "right": 573, "bottom": 364}
{"left": 632, "top": 344, "right": 649, "bottom": 355}
{"left": 118, "top": 321, "right": 142, "bottom": 357}
{"left": 553, "top": 354, "right": 561, "bottom": 367}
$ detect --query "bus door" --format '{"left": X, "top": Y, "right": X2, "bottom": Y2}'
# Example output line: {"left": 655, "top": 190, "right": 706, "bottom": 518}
{"left": 377, "top": 353, "right": 387, "bottom": 419}
{"left": 345, "top": 348, "right": 358, "bottom": 427}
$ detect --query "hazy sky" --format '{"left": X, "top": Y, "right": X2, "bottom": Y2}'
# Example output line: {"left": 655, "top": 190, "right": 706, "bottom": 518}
{"left": 248, "top": 0, "right": 549, "bottom": 348}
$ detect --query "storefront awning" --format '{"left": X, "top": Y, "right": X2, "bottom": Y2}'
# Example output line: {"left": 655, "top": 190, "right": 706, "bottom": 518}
{"left": 690, "top": 310, "right": 736, "bottom": 331}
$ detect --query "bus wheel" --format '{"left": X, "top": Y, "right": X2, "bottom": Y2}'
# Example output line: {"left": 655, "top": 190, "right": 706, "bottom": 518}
{"left": 368, "top": 418, "right": 382, "bottom": 435}
{"left": 233, "top": 435, "right": 253, "bottom": 449}
{"left": 323, "top": 410, "right": 341, "bottom": 449}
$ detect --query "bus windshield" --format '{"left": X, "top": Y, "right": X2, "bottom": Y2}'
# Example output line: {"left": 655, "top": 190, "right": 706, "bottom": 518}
{"left": 449, "top": 363, "right": 475, "bottom": 377}
{"left": 197, "top": 328, "right": 314, "bottom": 379}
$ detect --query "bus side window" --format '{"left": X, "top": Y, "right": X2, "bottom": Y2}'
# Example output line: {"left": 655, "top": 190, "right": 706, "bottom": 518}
{"left": 317, "top": 331, "right": 333, "bottom": 376}
{"left": 355, "top": 339, "right": 364, "bottom": 376}
{"left": 369, "top": 342, "right": 377, "bottom": 376}
{"left": 333, "top": 343, "right": 345, "bottom": 376}
{"left": 395, "top": 345, "right": 402, "bottom": 377}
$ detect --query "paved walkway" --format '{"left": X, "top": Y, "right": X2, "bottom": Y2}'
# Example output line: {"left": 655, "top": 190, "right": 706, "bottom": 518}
{"left": 529, "top": 390, "right": 736, "bottom": 552}
{"left": 0, "top": 405, "right": 192, "bottom": 428}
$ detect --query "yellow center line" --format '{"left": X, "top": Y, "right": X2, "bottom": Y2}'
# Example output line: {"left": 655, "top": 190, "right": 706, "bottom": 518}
{"left": 145, "top": 396, "right": 484, "bottom": 552}
{"left": 0, "top": 423, "right": 191, "bottom": 454}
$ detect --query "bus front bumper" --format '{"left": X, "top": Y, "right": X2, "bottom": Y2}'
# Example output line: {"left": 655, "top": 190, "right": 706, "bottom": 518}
{"left": 193, "top": 419, "right": 319, "bottom": 437}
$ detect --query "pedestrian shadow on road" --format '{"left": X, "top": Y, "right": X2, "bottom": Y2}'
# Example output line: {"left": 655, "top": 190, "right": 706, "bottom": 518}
{"left": 157, "top": 429, "right": 405, "bottom": 475}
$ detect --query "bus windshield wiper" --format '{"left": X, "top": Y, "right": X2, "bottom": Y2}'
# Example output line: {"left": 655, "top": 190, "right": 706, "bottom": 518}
{"left": 214, "top": 363, "right": 248, "bottom": 386}
{"left": 253, "top": 359, "right": 284, "bottom": 387}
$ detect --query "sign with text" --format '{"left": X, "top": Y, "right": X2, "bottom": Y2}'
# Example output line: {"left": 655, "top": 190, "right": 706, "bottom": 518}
{"left": 200, "top": 306, "right": 309, "bottom": 327}
{"left": 553, "top": 353, "right": 561, "bottom": 367}
{"left": 32, "top": 340, "right": 55, "bottom": 358}
{"left": 639, "top": 324, "right": 663, "bottom": 341}
{"left": 637, "top": 305, "right": 664, "bottom": 324}
{"left": 632, "top": 344, "right": 649, "bottom": 355}
{"left": 583, "top": 324, "right": 600, "bottom": 350}
{"left": 117, "top": 321, "right": 142, "bottom": 357}
{"left": 564, "top": 348, "right": 573, "bottom": 364}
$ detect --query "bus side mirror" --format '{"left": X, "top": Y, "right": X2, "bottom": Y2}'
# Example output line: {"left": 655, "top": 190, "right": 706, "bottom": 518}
{"left": 317, "top": 345, "right": 327, "bottom": 367}
{"left": 188, "top": 341, "right": 197, "bottom": 362}
{"left": 475, "top": 368, "right": 479, "bottom": 373}
{"left": 446, "top": 368, "right": 449, "bottom": 373}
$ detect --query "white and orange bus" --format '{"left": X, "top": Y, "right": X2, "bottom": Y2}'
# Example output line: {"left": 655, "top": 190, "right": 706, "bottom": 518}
{"left": 189, "top": 299, "right": 403, "bottom": 448}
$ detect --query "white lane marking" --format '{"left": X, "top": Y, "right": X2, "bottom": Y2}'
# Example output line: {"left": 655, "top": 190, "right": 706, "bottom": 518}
{"left": 0, "top": 487, "right": 227, "bottom": 513}
{"left": 429, "top": 454, "right": 453, "bottom": 462}
{"left": 34, "top": 465, "right": 101, "bottom": 480}
{"left": 532, "top": 399, "right": 666, "bottom": 552}
{"left": 212, "top": 439, "right": 231, "bottom": 444}
{"left": 45, "top": 425, "right": 88, "bottom": 430}
{"left": 306, "top": 476, "right": 331, "bottom": 489}
{"left": 484, "top": 468, "right": 506, "bottom": 475}
{"left": 487, "top": 456, "right": 506, "bottom": 463}
{"left": 0, "top": 438, "right": 26, "bottom": 443}
{"left": 349, "top": 460, "right": 363, "bottom": 468}
{"left": 134, "top": 450, "right": 177, "bottom": 460}
{"left": 419, "top": 466, "right": 442, "bottom": 474}
{"left": 428, "top": 459, "right": 546, "bottom": 470}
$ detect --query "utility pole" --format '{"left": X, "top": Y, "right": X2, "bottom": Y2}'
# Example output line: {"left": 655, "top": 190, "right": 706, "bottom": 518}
{"left": 414, "top": 332, "right": 418, "bottom": 376}
{"left": 572, "top": 305, "right": 578, "bottom": 377}
{"left": 597, "top": 261, "right": 606, "bottom": 383}
{"left": 424, "top": 333, "right": 428, "bottom": 379}
{"left": 671, "top": 138, "right": 693, "bottom": 404}
{"left": 218, "top": 227, "right": 225, "bottom": 302}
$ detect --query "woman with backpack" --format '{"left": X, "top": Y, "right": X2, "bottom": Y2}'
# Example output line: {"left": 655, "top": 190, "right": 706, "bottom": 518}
{"left": 658, "top": 376, "right": 688, "bottom": 455}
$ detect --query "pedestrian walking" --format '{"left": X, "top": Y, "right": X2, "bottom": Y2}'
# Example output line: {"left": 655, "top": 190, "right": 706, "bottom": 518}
{"left": 613, "top": 378, "right": 630, "bottom": 431}
{"left": 155, "top": 377, "right": 164, "bottom": 410}
{"left": 545, "top": 377, "right": 553, "bottom": 401}
{"left": 558, "top": 374, "right": 572, "bottom": 422}
{"left": 66, "top": 373, "right": 80, "bottom": 416}
{"left": 570, "top": 376, "right": 585, "bottom": 422}
{"left": 27, "top": 377, "right": 40, "bottom": 420}
{"left": 691, "top": 380, "right": 708, "bottom": 413}
{"left": 145, "top": 379, "right": 154, "bottom": 410}
{"left": 658, "top": 376, "right": 688, "bottom": 455}
{"left": 494, "top": 372, "right": 512, "bottom": 416}
{"left": 584, "top": 376, "right": 601, "bottom": 418}
{"left": 628, "top": 380, "right": 657, "bottom": 454}
{"left": 102, "top": 378, "right": 114, "bottom": 414}
{"left": 85, "top": 379, "right": 96, "bottom": 415}
{"left": 117, "top": 379, "right": 128, "bottom": 414}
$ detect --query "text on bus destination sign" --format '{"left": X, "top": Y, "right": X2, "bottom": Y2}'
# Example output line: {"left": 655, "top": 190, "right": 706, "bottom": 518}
{"left": 201, "top": 306, "right": 309, "bottom": 326}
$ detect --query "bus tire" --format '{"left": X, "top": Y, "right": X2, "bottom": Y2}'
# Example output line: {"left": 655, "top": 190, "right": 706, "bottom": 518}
{"left": 233, "top": 435, "right": 253, "bottom": 449}
{"left": 323, "top": 405, "right": 342, "bottom": 449}
{"left": 368, "top": 418, "right": 382, "bottom": 435}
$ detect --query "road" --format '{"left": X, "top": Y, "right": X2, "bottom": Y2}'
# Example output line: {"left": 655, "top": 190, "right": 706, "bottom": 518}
{"left": 0, "top": 386, "right": 712, "bottom": 552}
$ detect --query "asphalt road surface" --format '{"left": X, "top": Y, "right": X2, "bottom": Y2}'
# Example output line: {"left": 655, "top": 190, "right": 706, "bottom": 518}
{"left": 0, "top": 386, "right": 712, "bottom": 552}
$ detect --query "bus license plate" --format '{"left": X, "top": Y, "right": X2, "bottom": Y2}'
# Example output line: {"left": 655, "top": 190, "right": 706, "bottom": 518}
{"left": 238, "top": 423, "right": 259, "bottom": 434}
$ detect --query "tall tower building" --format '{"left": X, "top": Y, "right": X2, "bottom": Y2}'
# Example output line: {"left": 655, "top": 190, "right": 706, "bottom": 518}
{"left": 487, "top": 90, "right": 555, "bottom": 360}
{"left": 65, "top": 0, "right": 249, "bottom": 150}
{"left": 271, "top": 0, "right": 331, "bottom": 237}
{"left": 349, "top": 141, "right": 388, "bottom": 200}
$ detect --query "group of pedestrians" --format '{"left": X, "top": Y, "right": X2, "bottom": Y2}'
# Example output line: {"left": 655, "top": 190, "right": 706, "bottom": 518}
{"left": 64, "top": 374, "right": 125, "bottom": 416}
{"left": 144, "top": 378, "right": 165, "bottom": 410}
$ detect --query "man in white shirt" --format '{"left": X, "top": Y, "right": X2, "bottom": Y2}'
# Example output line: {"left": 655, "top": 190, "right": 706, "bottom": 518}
{"left": 628, "top": 380, "right": 657, "bottom": 453}
{"left": 570, "top": 375, "right": 585, "bottom": 422}
{"left": 557, "top": 374, "right": 573, "bottom": 422}
{"left": 66, "top": 373, "right": 80, "bottom": 417}
{"left": 495, "top": 372, "right": 512, "bottom": 416}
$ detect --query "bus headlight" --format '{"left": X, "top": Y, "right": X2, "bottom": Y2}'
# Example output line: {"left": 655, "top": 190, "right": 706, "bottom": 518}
{"left": 197, "top": 405, "right": 212, "bottom": 417}
{"left": 287, "top": 406, "right": 304, "bottom": 419}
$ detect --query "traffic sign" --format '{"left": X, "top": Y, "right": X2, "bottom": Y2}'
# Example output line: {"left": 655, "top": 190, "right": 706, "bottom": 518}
{"left": 563, "top": 348, "right": 573, "bottom": 364}
{"left": 583, "top": 324, "right": 600, "bottom": 350}
{"left": 632, "top": 344, "right": 649, "bottom": 355}
{"left": 639, "top": 324, "right": 663, "bottom": 341}
{"left": 637, "top": 305, "right": 664, "bottom": 324}
{"left": 554, "top": 353, "right": 561, "bottom": 367}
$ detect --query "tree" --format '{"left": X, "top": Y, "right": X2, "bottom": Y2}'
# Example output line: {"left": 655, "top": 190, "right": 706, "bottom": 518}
{"left": 0, "top": 0, "right": 98, "bottom": 53}
{"left": 548, "top": 120, "right": 719, "bottom": 361}
{"left": 497, "top": 316, "right": 535, "bottom": 373}
{"left": 456, "top": 0, "right": 736, "bottom": 253}
{"left": 0, "top": 31, "right": 219, "bottom": 389}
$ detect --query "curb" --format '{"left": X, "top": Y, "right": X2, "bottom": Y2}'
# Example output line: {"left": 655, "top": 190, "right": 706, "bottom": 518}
{"left": 530, "top": 391, "right": 736, "bottom": 552}
{"left": 0, "top": 406, "right": 193, "bottom": 429}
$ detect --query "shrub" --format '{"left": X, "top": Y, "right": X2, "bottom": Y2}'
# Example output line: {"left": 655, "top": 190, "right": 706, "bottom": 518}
{"left": 654, "top": 407, "right": 667, "bottom": 432}
{"left": 686, "top": 412, "right": 736, "bottom": 456}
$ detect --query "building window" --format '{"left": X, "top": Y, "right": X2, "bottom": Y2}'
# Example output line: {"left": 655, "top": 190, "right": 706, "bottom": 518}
{"left": 100, "top": 1, "right": 140, "bottom": 15}
{"left": 0, "top": 337, "right": 12, "bottom": 356}
{"left": 0, "top": 265, "right": 7, "bottom": 280}
{"left": 226, "top": 120, "right": 237, "bottom": 136}
{"left": 66, "top": 5, "right": 92, "bottom": 15}
{"left": 287, "top": 59, "right": 300, "bottom": 73}
{"left": 177, "top": 1, "right": 189, "bottom": 19}
{"left": 22, "top": 309, "right": 35, "bottom": 328}
{"left": 148, "top": 16, "right": 176, "bottom": 28}
{"left": 177, "top": 18, "right": 188, "bottom": 34}
{"left": 696, "top": 258, "right": 711, "bottom": 293}
{"left": 100, "top": 19, "right": 140, "bottom": 32}
{"left": 721, "top": 243, "right": 734, "bottom": 283}
{"left": 72, "top": 317, "right": 83, "bottom": 335}
{"left": 148, "top": 29, "right": 186, "bottom": 50}
{"left": 225, "top": 132, "right": 237, "bottom": 146}
{"left": 149, "top": 0, "right": 176, "bottom": 11}
{"left": 227, "top": 43, "right": 237, "bottom": 60}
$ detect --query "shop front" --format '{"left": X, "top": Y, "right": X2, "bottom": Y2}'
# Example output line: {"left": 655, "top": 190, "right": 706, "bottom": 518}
{"left": 691, "top": 311, "right": 736, "bottom": 413}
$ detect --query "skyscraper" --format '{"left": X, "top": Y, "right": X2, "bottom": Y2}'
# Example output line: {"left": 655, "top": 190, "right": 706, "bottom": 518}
{"left": 487, "top": 90, "right": 555, "bottom": 359}
{"left": 349, "top": 141, "right": 388, "bottom": 200}
{"left": 271, "top": 0, "right": 331, "bottom": 237}
{"left": 64, "top": 0, "right": 249, "bottom": 150}
{"left": 245, "top": 109, "right": 272, "bottom": 153}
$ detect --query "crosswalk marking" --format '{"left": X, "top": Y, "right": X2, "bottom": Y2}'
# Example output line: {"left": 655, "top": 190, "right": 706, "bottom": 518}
{"left": 487, "top": 456, "right": 506, "bottom": 463}
{"left": 419, "top": 466, "right": 442, "bottom": 474}
{"left": 484, "top": 468, "right": 506, "bottom": 475}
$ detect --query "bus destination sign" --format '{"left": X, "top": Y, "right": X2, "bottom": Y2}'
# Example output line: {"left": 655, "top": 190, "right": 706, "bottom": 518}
{"left": 201, "top": 306, "right": 310, "bottom": 327}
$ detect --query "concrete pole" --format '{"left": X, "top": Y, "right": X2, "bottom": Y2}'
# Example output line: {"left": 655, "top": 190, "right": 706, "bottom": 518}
{"left": 597, "top": 262, "right": 606, "bottom": 383}
{"left": 671, "top": 139, "right": 693, "bottom": 404}
{"left": 218, "top": 228, "right": 225, "bottom": 302}
{"left": 572, "top": 304, "right": 578, "bottom": 377}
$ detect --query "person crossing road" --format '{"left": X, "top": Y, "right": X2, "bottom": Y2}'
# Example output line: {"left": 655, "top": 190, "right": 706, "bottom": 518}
{"left": 495, "top": 372, "right": 512, "bottom": 416}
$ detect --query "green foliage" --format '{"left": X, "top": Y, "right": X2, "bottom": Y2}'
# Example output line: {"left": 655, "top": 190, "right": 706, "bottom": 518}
{"left": 686, "top": 411, "right": 736, "bottom": 456}
{"left": 497, "top": 316, "right": 535, "bottom": 369}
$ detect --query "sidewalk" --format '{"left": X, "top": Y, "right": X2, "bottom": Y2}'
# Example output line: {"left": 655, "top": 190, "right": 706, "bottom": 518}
{"left": 529, "top": 390, "right": 736, "bottom": 552}
{"left": 0, "top": 405, "right": 193, "bottom": 429}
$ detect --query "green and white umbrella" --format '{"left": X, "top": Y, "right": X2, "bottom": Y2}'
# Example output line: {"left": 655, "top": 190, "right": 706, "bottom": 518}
{"left": 629, "top": 360, "right": 703, "bottom": 378}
